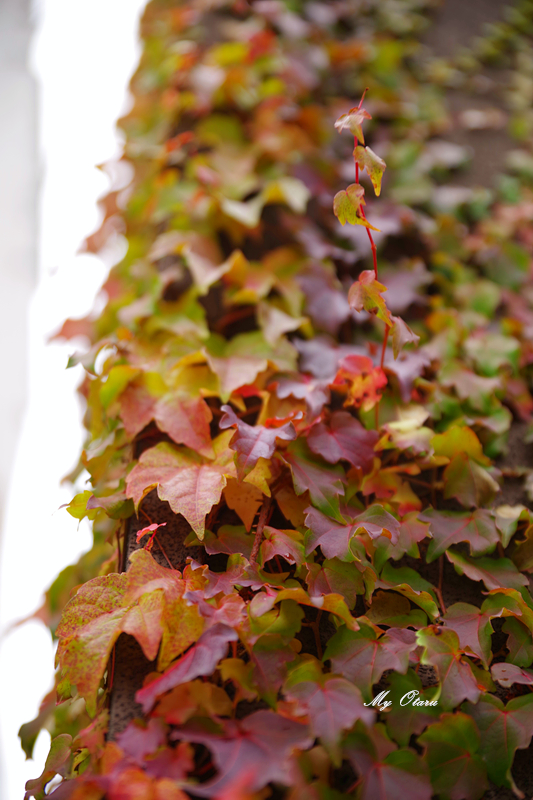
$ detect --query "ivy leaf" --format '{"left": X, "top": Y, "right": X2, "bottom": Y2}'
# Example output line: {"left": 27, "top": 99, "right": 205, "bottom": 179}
{"left": 126, "top": 433, "right": 236, "bottom": 538}
{"left": 298, "top": 263, "right": 351, "bottom": 335}
{"left": 307, "top": 411, "right": 378, "bottom": 471}
{"left": 285, "top": 676, "right": 374, "bottom": 763}
{"left": 119, "top": 383, "right": 214, "bottom": 457}
{"left": 378, "top": 563, "right": 439, "bottom": 620}
{"left": 442, "top": 602, "right": 494, "bottom": 668}
{"left": 283, "top": 438, "right": 345, "bottom": 522}
{"left": 420, "top": 508, "right": 499, "bottom": 562}
{"left": 332, "top": 354, "right": 388, "bottom": 411}
{"left": 155, "top": 394, "right": 214, "bottom": 459}
{"left": 176, "top": 711, "right": 313, "bottom": 795}
{"left": 503, "top": 617, "right": 533, "bottom": 667}
{"left": 260, "top": 526, "right": 305, "bottom": 566}
{"left": 136, "top": 623, "right": 238, "bottom": 713}
{"left": 348, "top": 270, "right": 393, "bottom": 327}
{"left": 306, "top": 558, "right": 366, "bottom": 610}
{"left": 446, "top": 549, "right": 529, "bottom": 591}
{"left": 418, "top": 712, "right": 488, "bottom": 800}
{"left": 334, "top": 185, "right": 379, "bottom": 230}
{"left": 416, "top": 627, "right": 480, "bottom": 710}
{"left": 353, "top": 145, "right": 387, "bottom": 196}
{"left": 391, "top": 315, "right": 420, "bottom": 359}
{"left": 464, "top": 693, "right": 533, "bottom": 791}
{"left": 365, "top": 591, "right": 427, "bottom": 629}
{"left": 305, "top": 505, "right": 399, "bottom": 561}
{"left": 344, "top": 724, "right": 432, "bottom": 800}
{"left": 219, "top": 404, "right": 296, "bottom": 478}
{"left": 334, "top": 107, "right": 372, "bottom": 143}
{"left": 249, "top": 635, "right": 296, "bottom": 703}
{"left": 324, "top": 624, "right": 417, "bottom": 701}
{"left": 442, "top": 453, "right": 500, "bottom": 508}
{"left": 491, "top": 662, "right": 533, "bottom": 688}
{"left": 55, "top": 550, "right": 203, "bottom": 715}
{"left": 24, "top": 734, "right": 72, "bottom": 800}
{"left": 273, "top": 373, "right": 330, "bottom": 419}
{"left": 385, "top": 670, "right": 440, "bottom": 747}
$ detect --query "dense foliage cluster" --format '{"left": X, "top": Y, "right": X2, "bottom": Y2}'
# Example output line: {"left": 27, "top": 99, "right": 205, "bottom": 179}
{"left": 22, "top": 1, "right": 533, "bottom": 798}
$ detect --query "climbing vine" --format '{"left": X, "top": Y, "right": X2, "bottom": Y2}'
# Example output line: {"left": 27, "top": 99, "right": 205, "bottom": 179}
{"left": 21, "top": 1, "right": 533, "bottom": 799}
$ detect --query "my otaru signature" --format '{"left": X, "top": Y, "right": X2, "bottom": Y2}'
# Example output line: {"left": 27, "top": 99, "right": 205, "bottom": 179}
{"left": 364, "top": 690, "right": 438, "bottom": 712}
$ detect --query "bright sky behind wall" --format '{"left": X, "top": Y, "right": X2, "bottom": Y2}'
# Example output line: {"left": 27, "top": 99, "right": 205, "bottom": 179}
{"left": 0, "top": 1, "right": 146, "bottom": 796}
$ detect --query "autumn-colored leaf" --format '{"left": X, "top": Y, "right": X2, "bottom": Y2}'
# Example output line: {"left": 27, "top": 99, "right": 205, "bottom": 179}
{"left": 418, "top": 712, "right": 488, "bottom": 800}
{"left": 344, "top": 724, "right": 432, "bottom": 800}
{"left": 176, "top": 710, "right": 313, "bottom": 795}
{"left": 442, "top": 602, "right": 494, "bottom": 668}
{"left": 334, "top": 106, "right": 372, "bottom": 142}
{"left": 416, "top": 627, "right": 480, "bottom": 710}
{"left": 285, "top": 676, "right": 373, "bottom": 763}
{"left": 219, "top": 403, "right": 295, "bottom": 477}
{"left": 332, "top": 354, "right": 388, "bottom": 411}
{"left": 136, "top": 623, "right": 238, "bottom": 713}
{"left": 464, "top": 693, "right": 533, "bottom": 791}
{"left": 348, "top": 270, "right": 393, "bottom": 327}
{"left": 283, "top": 438, "right": 345, "bottom": 522}
{"left": 353, "top": 145, "right": 387, "bottom": 196}
{"left": 55, "top": 550, "right": 203, "bottom": 715}
{"left": 420, "top": 508, "right": 500, "bottom": 562}
{"left": 126, "top": 433, "right": 236, "bottom": 538}
{"left": 334, "top": 185, "right": 379, "bottom": 230}
{"left": 446, "top": 549, "right": 529, "bottom": 591}
{"left": 324, "top": 624, "right": 417, "bottom": 701}
{"left": 307, "top": 411, "right": 378, "bottom": 471}
{"left": 391, "top": 315, "right": 420, "bottom": 359}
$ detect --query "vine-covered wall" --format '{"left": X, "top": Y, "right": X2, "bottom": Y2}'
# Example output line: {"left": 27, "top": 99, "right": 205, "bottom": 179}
{"left": 22, "top": 1, "right": 533, "bottom": 798}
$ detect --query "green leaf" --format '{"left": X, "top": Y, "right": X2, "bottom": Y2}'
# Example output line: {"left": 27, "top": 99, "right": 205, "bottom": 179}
{"left": 333, "top": 184, "right": 379, "bottom": 229}
{"left": 418, "top": 712, "right": 488, "bottom": 800}
{"left": 464, "top": 693, "right": 533, "bottom": 791}
{"left": 446, "top": 549, "right": 529, "bottom": 591}
{"left": 442, "top": 453, "right": 499, "bottom": 508}
{"left": 416, "top": 627, "right": 480, "bottom": 710}
{"left": 385, "top": 670, "right": 440, "bottom": 747}
{"left": 348, "top": 270, "right": 393, "bottom": 326}
{"left": 283, "top": 438, "right": 345, "bottom": 522}
{"left": 353, "top": 145, "right": 387, "bottom": 196}
{"left": 24, "top": 734, "right": 73, "bottom": 800}
{"left": 344, "top": 724, "right": 432, "bottom": 800}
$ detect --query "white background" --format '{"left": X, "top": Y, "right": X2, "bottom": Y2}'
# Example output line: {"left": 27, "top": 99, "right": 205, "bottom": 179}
{"left": 0, "top": 1, "right": 146, "bottom": 796}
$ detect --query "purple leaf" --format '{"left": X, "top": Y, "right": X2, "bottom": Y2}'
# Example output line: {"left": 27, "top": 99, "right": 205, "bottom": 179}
{"left": 136, "top": 623, "right": 238, "bottom": 712}
{"left": 307, "top": 411, "right": 378, "bottom": 471}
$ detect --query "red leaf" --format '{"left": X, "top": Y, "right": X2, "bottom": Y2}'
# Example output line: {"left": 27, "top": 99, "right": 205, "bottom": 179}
{"left": 176, "top": 710, "right": 312, "bottom": 795}
{"left": 324, "top": 624, "right": 417, "bottom": 700}
{"left": 420, "top": 508, "right": 500, "bottom": 562}
{"left": 344, "top": 725, "right": 432, "bottom": 800}
{"left": 307, "top": 411, "right": 378, "bottom": 471}
{"left": 219, "top": 404, "right": 295, "bottom": 477}
{"left": 332, "top": 354, "right": 387, "bottom": 411}
{"left": 136, "top": 623, "right": 238, "bottom": 713}
{"left": 286, "top": 676, "right": 373, "bottom": 761}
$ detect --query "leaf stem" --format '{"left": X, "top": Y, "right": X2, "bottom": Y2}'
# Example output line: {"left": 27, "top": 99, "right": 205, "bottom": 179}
{"left": 250, "top": 497, "right": 272, "bottom": 563}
